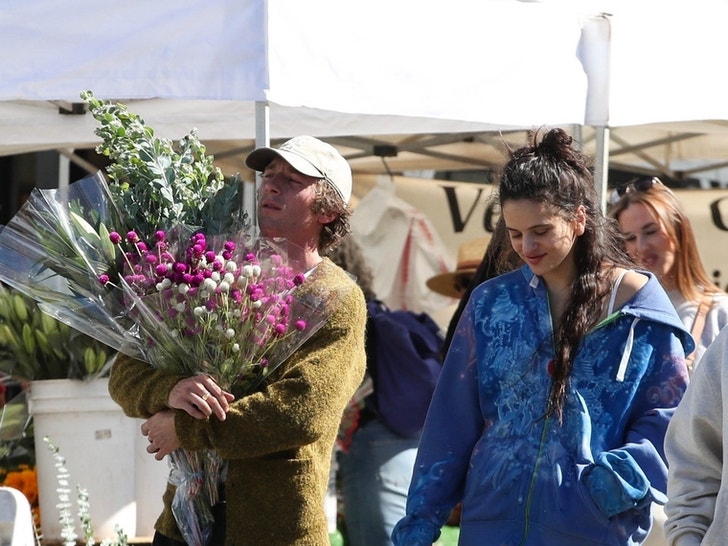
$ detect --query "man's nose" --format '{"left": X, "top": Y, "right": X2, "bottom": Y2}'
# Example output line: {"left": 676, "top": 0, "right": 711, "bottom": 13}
{"left": 260, "top": 175, "right": 281, "bottom": 194}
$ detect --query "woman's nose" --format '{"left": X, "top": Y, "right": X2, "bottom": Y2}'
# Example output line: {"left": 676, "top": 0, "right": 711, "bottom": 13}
{"left": 522, "top": 235, "right": 537, "bottom": 253}
{"left": 635, "top": 235, "right": 650, "bottom": 256}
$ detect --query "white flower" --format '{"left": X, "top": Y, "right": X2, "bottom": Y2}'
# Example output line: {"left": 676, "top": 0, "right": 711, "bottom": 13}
{"left": 193, "top": 306, "right": 205, "bottom": 316}
{"left": 231, "top": 343, "right": 240, "bottom": 352}
{"left": 242, "top": 264, "right": 255, "bottom": 277}
{"left": 178, "top": 283, "right": 190, "bottom": 295}
{"left": 223, "top": 272, "right": 235, "bottom": 284}
{"left": 175, "top": 302, "right": 186, "bottom": 312}
{"left": 211, "top": 271, "right": 221, "bottom": 282}
{"left": 225, "top": 260, "right": 237, "bottom": 272}
{"left": 251, "top": 264, "right": 261, "bottom": 276}
{"left": 252, "top": 300, "right": 262, "bottom": 309}
{"left": 225, "top": 328, "right": 235, "bottom": 339}
{"left": 203, "top": 278, "right": 217, "bottom": 291}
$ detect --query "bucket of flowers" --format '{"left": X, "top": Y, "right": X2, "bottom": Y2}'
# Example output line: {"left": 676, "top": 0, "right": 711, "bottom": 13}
{"left": 0, "top": 91, "right": 331, "bottom": 545}
{"left": 0, "top": 282, "right": 116, "bottom": 538}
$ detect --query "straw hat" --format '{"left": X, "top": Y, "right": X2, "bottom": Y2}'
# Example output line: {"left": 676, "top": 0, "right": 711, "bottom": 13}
{"left": 426, "top": 236, "right": 491, "bottom": 298}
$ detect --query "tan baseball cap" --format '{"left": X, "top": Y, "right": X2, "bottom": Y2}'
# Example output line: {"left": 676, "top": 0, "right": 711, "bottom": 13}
{"left": 245, "top": 135, "right": 353, "bottom": 203}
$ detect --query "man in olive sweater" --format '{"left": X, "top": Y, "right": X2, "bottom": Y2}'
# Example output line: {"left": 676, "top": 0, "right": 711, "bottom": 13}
{"left": 109, "top": 136, "right": 367, "bottom": 546}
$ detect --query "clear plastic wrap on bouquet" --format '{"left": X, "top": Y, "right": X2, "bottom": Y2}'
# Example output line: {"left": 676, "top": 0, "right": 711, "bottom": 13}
{"left": 167, "top": 449, "right": 223, "bottom": 546}
{"left": 106, "top": 226, "right": 330, "bottom": 545}
{"left": 0, "top": 171, "right": 331, "bottom": 545}
{"left": 0, "top": 172, "right": 139, "bottom": 365}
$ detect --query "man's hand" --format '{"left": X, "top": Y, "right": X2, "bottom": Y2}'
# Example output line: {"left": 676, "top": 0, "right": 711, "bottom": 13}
{"left": 141, "top": 410, "right": 180, "bottom": 460}
{"left": 168, "top": 374, "right": 235, "bottom": 421}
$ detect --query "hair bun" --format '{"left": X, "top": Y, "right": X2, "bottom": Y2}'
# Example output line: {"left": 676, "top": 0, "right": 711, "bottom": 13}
{"left": 536, "top": 128, "right": 574, "bottom": 161}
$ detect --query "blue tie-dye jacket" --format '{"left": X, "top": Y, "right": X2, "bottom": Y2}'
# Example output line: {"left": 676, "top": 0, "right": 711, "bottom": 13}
{"left": 392, "top": 266, "right": 692, "bottom": 546}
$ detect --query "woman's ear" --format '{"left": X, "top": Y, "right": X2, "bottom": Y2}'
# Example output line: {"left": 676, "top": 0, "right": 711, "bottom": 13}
{"left": 574, "top": 205, "right": 587, "bottom": 236}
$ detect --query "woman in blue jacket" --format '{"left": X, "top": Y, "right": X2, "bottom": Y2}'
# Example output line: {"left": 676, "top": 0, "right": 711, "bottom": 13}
{"left": 392, "top": 129, "right": 693, "bottom": 546}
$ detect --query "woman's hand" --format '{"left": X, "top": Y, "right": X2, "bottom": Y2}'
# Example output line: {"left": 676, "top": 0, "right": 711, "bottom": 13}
{"left": 168, "top": 374, "right": 235, "bottom": 420}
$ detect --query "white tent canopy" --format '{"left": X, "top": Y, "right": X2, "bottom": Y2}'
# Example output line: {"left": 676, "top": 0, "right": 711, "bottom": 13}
{"left": 0, "top": 0, "right": 591, "bottom": 152}
{"left": 3, "top": 0, "right": 728, "bottom": 184}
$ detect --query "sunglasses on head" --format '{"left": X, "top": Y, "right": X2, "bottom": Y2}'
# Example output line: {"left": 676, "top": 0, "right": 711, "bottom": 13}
{"left": 608, "top": 176, "right": 662, "bottom": 206}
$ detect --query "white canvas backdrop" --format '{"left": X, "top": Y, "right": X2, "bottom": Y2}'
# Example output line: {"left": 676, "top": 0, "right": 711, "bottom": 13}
{"left": 0, "top": 0, "right": 592, "bottom": 154}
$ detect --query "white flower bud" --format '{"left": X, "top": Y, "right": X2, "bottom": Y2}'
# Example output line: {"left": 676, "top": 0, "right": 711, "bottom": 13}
{"left": 203, "top": 278, "right": 217, "bottom": 291}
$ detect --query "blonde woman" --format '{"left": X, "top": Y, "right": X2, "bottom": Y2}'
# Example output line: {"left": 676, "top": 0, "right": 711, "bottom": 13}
{"left": 609, "top": 177, "right": 728, "bottom": 373}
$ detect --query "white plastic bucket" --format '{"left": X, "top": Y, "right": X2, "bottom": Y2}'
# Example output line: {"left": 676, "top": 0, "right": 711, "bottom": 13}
{"left": 29, "top": 378, "right": 137, "bottom": 542}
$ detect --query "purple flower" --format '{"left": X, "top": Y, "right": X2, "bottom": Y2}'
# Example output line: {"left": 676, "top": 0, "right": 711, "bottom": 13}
{"left": 293, "top": 273, "right": 305, "bottom": 286}
{"left": 274, "top": 323, "right": 287, "bottom": 336}
{"left": 126, "top": 231, "right": 140, "bottom": 243}
{"left": 98, "top": 274, "right": 110, "bottom": 285}
{"left": 155, "top": 231, "right": 166, "bottom": 242}
{"left": 109, "top": 232, "right": 122, "bottom": 244}
{"left": 294, "top": 320, "right": 307, "bottom": 331}
{"left": 155, "top": 264, "right": 168, "bottom": 276}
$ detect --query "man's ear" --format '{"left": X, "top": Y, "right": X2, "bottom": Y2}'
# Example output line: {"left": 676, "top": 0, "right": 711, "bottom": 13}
{"left": 318, "top": 211, "right": 337, "bottom": 225}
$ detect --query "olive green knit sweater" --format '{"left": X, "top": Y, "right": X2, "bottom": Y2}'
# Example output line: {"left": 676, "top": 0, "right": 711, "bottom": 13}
{"left": 108, "top": 258, "right": 367, "bottom": 545}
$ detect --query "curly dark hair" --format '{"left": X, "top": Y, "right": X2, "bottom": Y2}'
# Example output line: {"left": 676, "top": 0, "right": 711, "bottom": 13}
{"left": 499, "top": 128, "right": 632, "bottom": 420}
{"left": 312, "top": 180, "right": 352, "bottom": 253}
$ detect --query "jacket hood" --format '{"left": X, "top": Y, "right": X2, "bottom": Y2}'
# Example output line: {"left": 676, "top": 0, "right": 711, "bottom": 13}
{"left": 521, "top": 265, "right": 695, "bottom": 357}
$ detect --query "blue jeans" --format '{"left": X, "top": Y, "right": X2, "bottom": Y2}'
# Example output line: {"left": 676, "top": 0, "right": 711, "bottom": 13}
{"left": 339, "top": 419, "right": 419, "bottom": 546}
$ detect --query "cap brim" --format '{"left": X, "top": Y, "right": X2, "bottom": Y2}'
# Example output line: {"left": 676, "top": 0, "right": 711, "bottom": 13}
{"left": 426, "top": 268, "right": 477, "bottom": 299}
{"left": 245, "top": 147, "right": 322, "bottom": 179}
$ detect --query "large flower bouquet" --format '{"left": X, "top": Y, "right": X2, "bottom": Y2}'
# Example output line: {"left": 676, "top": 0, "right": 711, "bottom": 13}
{"left": 0, "top": 92, "right": 330, "bottom": 545}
